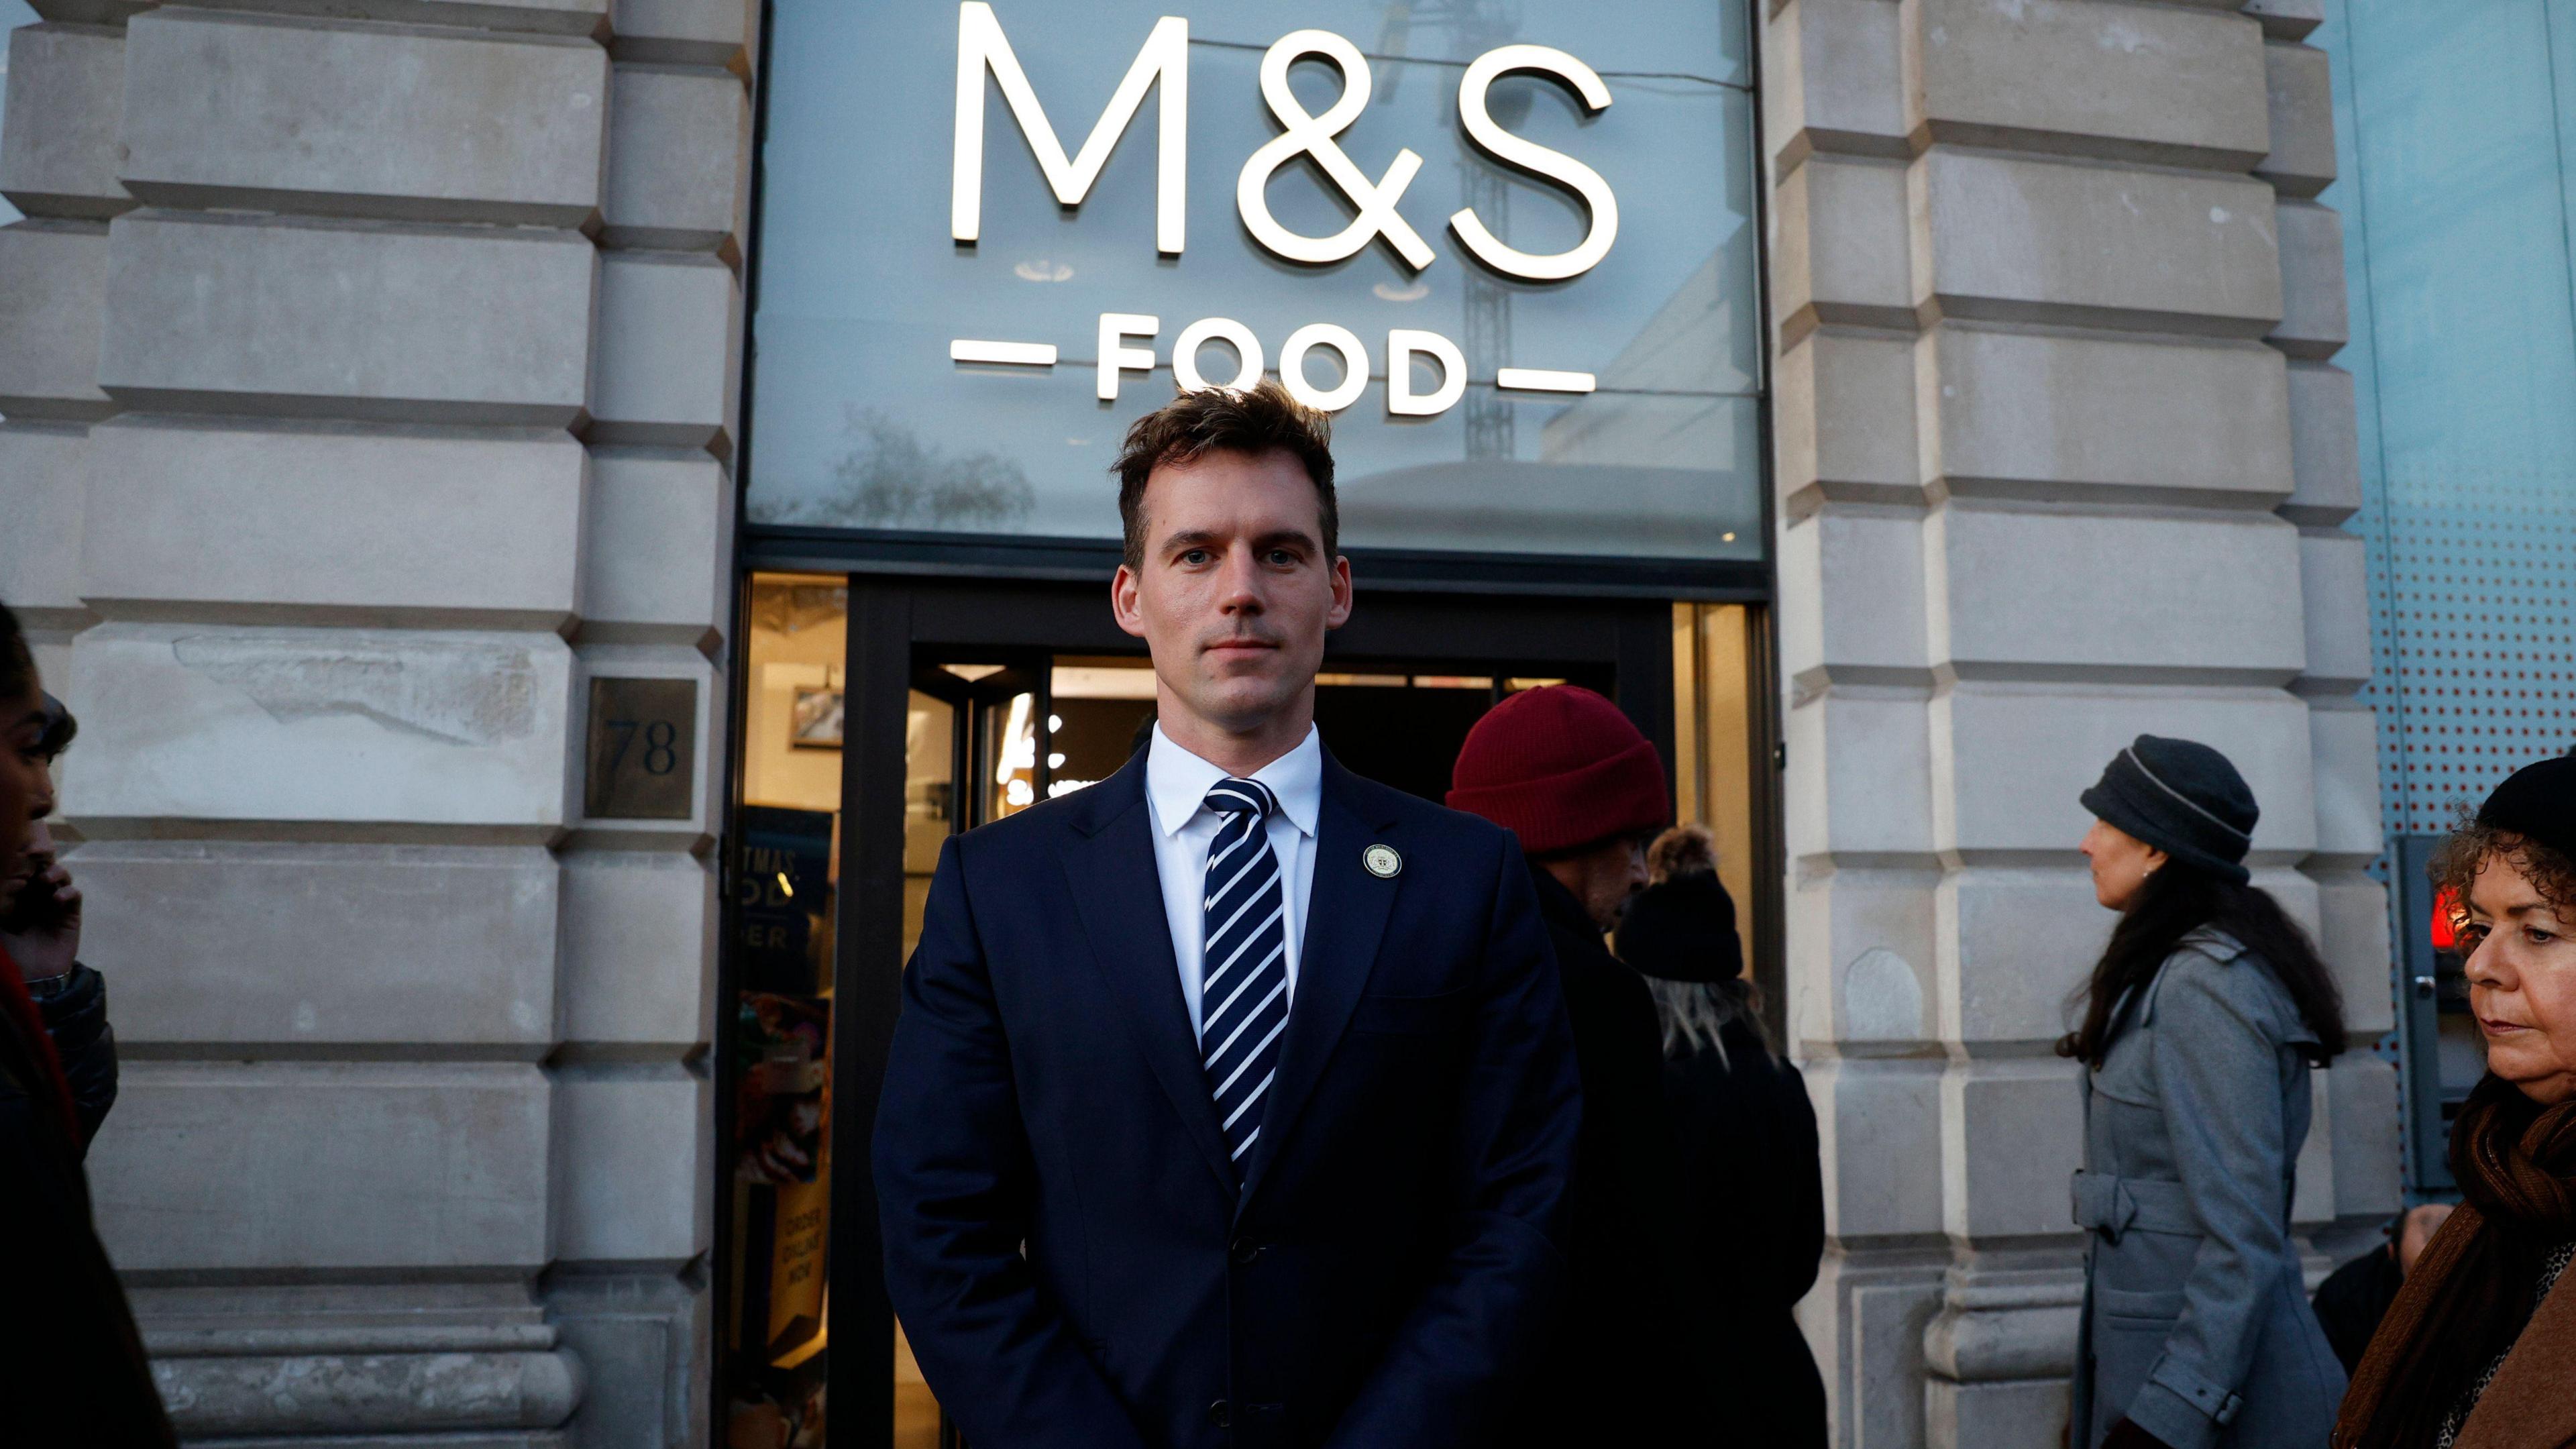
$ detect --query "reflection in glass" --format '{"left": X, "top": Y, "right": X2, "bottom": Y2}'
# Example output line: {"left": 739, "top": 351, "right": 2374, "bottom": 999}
{"left": 749, "top": 1, "right": 1762, "bottom": 559}
{"left": 902, "top": 691, "right": 955, "bottom": 953}
{"left": 892, "top": 686, "right": 956, "bottom": 1447}
{"left": 1050, "top": 658, "right": 1161, "bottom": 792}
{"left": 729, "top": 574, "right": 847, "bottom": 1448}
{"left": 981, "top": 690, "right": 1042, "bottom": 820}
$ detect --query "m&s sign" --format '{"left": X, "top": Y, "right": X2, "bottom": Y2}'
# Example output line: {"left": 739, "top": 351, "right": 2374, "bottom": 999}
{"left": 944, "top": 3, "right": 1621, "bottom": 416}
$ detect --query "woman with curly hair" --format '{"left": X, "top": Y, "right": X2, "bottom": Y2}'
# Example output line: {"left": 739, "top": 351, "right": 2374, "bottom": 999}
{"left": 2334, "top": 755, "right": 2576, "bottom": 1449}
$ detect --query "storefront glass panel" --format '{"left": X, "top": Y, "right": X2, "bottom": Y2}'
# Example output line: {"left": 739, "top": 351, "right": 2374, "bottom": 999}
{"left": 2321, "top": 0, "right": 2576, "bottom": 1190}
{"left": 728, "top": 576, "right": 851, "bottom": 1445}
{"left": 747, "top": 0, "right": 1762, "bottom": 560}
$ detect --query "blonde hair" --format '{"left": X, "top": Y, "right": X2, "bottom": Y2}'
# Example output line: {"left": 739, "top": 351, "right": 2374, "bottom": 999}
{"left": 1637, "top": 824, "right": 1770, "bottom": 1064}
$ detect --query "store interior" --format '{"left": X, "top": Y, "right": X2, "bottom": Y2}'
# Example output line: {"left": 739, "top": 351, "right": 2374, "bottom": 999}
{"left": 727, "top": 574, "right": 1762, "bottom": 1448}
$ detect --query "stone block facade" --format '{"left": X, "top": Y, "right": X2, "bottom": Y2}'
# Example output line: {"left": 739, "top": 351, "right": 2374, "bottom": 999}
{"left": 0, "top": 0, "right": 2394, "bottom": 1442}
{"left": 1765, "top": 1, "right": 2390, "bottom": 1444}
{"left": 0, "top": 0, "right": 747, "bottom": 1441}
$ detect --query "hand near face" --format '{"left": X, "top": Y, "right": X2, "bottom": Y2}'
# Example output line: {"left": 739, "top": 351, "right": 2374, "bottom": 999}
{"left": 0, "top": 862, "right": 80, "bottom": 981}
{"left": 1, "top": 819, "right": 80, "bottom": 979}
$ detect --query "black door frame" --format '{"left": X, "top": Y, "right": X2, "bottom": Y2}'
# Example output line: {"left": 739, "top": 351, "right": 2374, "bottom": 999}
{"left": 822, "top": 574, "right": 1684, "bottom": 1444}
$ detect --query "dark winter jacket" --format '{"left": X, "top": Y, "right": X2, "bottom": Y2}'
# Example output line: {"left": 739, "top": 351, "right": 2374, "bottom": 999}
{"left": 0, "top": 949, "right": 173, "bottom": 1447}
{"left": 1509, "top": 867, "right": 1688, "bottom": 1444}
{"left": 1663, "top": 1014, "right": 1829, "bottom": 1449}
{"left": 2310, "top": 1241, "right": 2402, "bottom": 1378}
{"left": 33, "top": 963, "right": 121, "bottom": 1150}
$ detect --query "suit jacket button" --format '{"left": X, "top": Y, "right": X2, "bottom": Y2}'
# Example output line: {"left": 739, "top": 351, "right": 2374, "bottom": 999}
{"left": 1208, "top": 1398, "right": 1232, "bottom": 1428}
{"left": 1230, "top": 1238, "right": 1261, "bottom": 1265}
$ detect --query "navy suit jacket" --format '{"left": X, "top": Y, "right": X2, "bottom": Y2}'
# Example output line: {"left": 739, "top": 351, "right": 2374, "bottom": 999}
{"left": 873, "top": 746, "right": 1581, "bottom": 1449}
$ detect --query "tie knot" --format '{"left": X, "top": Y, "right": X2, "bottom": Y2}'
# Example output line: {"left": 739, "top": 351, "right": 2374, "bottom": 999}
{"left": 1205, "top": 778, "right": 1277, "bottom": 820}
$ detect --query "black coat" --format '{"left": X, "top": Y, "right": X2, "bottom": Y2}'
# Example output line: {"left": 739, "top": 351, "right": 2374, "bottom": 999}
{"left": 1511, "top": 867, "right": 1690, "bottom": 1445}
{"left": 0, "top": 957, "right": 172, "bottom": 1446}
{"left": 1662, "top": 1014, "right": 1827, "bottom": 1449}
{"left": 2310, "top": 1242, "right": 2402, "bottom": 1377}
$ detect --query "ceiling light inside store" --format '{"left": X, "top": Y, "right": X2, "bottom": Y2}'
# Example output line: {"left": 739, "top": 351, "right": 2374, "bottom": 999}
{"left": 1053, "top": 665, "right": 1159, "bottom": 700}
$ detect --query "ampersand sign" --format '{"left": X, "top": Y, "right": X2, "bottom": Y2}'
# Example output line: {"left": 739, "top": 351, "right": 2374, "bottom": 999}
{"left": 1235, "top": 30, "right": 1437, "bottom": 271}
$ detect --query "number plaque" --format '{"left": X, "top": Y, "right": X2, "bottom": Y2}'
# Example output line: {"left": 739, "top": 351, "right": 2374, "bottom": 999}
{"left": 585, "top": 676, "right": 698, "bottom": 821}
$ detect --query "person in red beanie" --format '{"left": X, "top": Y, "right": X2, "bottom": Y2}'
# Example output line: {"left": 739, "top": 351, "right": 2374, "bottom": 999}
{"left": 1449, "top": 684, "right": 1688, "bottom": 1445}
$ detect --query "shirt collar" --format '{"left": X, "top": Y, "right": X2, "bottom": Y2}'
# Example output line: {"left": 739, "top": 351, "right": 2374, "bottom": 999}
{"left": 1147, "top": 723, "right": 1322, "bottom": 840}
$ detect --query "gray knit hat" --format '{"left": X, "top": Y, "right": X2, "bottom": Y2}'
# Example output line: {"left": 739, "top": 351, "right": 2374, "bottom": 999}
{"left": 2079, "top": 735, "right": 2258, "bottom": 885}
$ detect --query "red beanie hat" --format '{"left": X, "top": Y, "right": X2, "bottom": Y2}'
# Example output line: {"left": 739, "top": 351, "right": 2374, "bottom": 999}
{"left": 1447, "top": 685, "right": 1668, "bottom": 855}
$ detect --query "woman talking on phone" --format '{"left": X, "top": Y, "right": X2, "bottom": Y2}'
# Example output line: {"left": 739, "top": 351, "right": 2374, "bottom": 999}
{"left": 2064, "top": 736, "right": 2348, "bottom": 1449}
{"left": 0, "top": 597, "right": 173, "bottom": 1445}
{"left": 2, "top": 688, "right": 119, "bottom": 1148}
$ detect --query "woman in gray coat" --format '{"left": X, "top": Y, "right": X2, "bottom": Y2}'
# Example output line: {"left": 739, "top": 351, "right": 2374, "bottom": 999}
{"left": 2064, "top": 736, "right": 2351, "bottom": 1449}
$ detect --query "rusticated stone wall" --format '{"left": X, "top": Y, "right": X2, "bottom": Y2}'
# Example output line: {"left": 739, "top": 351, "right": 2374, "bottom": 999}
{"left": 1763, "top": 0, "right": 2393, "bottom": 1444}
{"left": 0, "top": 0, "right": 2398, "bottom": 1442}
{"left": 0, "top": 0, "right": 751, "bottom": 1442}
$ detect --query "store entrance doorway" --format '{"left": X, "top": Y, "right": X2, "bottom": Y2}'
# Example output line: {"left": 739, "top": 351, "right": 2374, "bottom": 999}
{"left": 725, "top": 572, "right": 1772, "bottom": 1448}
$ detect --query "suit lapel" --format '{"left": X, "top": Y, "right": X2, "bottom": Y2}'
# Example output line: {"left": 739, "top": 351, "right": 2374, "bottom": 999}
{"left": 1237, "top": 754, "right": 1401, "bottom": 1208}
{"left": 1059, "top": 755, "right": 1238, "bottom": 1192}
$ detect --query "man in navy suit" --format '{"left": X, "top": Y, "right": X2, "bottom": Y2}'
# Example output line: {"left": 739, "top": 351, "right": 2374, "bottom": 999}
{"left": 873, "top": 381, "right": 1582, "bottom": 1448}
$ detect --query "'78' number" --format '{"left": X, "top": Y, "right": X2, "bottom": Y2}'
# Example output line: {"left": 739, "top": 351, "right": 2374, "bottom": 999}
{"left": 603, "top": 718, "right": 680, "bottom": 777}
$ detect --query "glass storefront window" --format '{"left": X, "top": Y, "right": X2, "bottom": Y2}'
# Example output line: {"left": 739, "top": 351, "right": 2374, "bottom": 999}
{"left": 748, "top": 0, "right": 1761, "bottom": 560}
{"left": 728, "top": 576, "right": 849, "bottom": 1446}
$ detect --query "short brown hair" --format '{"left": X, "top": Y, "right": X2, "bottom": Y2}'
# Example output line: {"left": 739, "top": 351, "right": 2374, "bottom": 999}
{"left": 2430, "top": 804, "right": 2576, "bottom": 924}
{"left": 1112, "top": 381, "right": 1337, "bottom": 570}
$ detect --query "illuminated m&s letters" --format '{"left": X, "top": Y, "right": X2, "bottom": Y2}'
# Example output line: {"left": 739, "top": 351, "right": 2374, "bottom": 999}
{"left": 1236, "top": 30, "right": 1435, "bottom": 270}
{"left": 953, "top": 6, "right": 1617, "bottom": 415}
{"left": 951, "top": 1, "right": 1189, "bottom": 255}
{"left": 1092, "top": 314, "right": 1483, "bottom": 417}
{"left": 1449, "top": 45, "right": 1619, "bottom": 281}
{"left": 952, "top": 4, "right": 1619, "bottom": 282}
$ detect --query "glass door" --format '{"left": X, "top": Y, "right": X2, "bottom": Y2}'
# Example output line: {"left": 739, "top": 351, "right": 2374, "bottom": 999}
{"left": 726, "top": 575, "right": 847, "bottom": 1448}
{"left": 763, "top": 574, "right": 1755, "bottom": 1449}
{"left": 881, "top": 652, "right": 1625, "bottom": 1444}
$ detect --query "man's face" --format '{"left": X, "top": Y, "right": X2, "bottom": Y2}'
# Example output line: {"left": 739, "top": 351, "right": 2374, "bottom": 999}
{"left": 1112, "top": 447, "right": 1352, "bottom": 741}
{"left": 1545, "top": 833, "right": 1653, "bottom": 934}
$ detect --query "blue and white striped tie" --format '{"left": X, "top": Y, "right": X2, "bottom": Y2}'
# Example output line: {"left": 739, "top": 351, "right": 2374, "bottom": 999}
{"left": 1199, "top": 777, "right": 1290, "bottom": 1175}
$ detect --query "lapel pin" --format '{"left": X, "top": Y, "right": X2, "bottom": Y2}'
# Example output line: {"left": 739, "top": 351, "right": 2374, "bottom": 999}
{"left": 1362, "top": 844, "right": 1402, "bottom": 879}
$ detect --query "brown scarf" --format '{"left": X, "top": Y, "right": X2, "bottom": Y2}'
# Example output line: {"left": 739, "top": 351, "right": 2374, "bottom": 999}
{"left": 2334, "top": 1074, "right": 2576, "bottom": 1449}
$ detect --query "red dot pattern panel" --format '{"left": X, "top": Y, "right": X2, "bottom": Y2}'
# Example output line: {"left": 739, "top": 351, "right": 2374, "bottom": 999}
{"left": 2367, "top": 495, "right": 2576, "bottom": 834}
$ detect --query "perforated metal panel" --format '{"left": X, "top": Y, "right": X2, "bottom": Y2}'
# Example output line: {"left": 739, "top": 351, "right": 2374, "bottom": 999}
{"left": 2365, "top": 483, "right": 2576, "bottom": 834}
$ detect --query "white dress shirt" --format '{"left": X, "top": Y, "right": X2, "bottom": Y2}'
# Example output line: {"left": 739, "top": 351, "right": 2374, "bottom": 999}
{"left": 1145, "top": 722, "right": 1323, "bottom": 1038}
